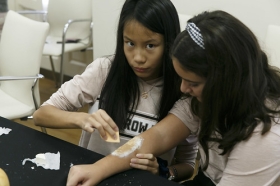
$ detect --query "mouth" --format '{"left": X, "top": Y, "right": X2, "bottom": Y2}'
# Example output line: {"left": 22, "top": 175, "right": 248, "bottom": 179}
{"left": 134, "top": 67, "right": 148, "bottom": 73}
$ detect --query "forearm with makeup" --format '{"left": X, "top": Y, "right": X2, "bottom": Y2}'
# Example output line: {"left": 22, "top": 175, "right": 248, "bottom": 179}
{"left": 33, "top": 105, "right": 89, "bottom": 129}
{"left": 67, "top": 114, "right": 190, "bottom": 185}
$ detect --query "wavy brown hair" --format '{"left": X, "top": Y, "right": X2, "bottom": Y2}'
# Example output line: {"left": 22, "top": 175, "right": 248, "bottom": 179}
{"left": 171, "top": 10, "right": 280, "bottom": 170}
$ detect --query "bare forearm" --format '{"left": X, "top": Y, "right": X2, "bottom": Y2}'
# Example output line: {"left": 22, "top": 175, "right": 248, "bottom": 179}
{"left": 67, "top": 154, "right": 133, "bottom": 186}
{"left": 169, "top": 163, "right": 194, "bottom": 182}
{"left": 67, "top": 114, "right": 191, "bottom": 185}
{"left": 33, "top": 105, "right": 87, "bottom": 129}
{"left": 95, "top": 115, "right": 190, "bottom": 179}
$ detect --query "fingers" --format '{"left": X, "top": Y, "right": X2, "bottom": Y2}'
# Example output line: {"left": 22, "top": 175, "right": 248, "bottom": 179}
{"left": 66, "top": 166, "right": 85, "bottom": 186}
{"left": 83, "top": 123, "right": 95, "bottom": 133}
{"left": 97, "top": 109, "right": 119, "bottom": 139}
{"left": 67, "top": 165, "right": 96, "bottom": 186}
{"left": 135, "top": 153, "right": 156, "bottom": 160}
{"left": 83, "top": 109, "right": 119, "bottom": 140}
{"left": 130, "top": 154, "right": 159, "bottom": 175}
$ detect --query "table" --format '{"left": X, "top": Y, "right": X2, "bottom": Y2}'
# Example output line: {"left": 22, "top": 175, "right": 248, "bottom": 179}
{"left": 0, "top": 117, "right": 180, "bottom": 186}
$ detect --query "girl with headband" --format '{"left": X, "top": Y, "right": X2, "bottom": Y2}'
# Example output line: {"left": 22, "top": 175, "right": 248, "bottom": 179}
{"left": 67, "top": 10, "right": 280, "bottom": 186}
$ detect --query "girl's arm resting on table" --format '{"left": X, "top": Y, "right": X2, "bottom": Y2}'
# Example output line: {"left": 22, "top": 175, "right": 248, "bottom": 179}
{"left": 33, "top": 105, "right": 87, "bottom": 129}
{"left": 33, "top": 105, "right": 119, "bottom": 139}
{"left": 66, "top": 114, "right": 191, "bottom": 186}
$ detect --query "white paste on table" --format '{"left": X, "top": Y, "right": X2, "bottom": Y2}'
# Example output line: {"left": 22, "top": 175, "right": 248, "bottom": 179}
{"left": 35, "top": 153, "right": 47, "bottom": 165}
{"left": 112, "top": 136, "right": 143, "bottom": 158}
{"left": 0, "top": 127, "right": 12, "bottom": 136}
{"left": 22, "top": 151, "right": 60, "bottom": 170}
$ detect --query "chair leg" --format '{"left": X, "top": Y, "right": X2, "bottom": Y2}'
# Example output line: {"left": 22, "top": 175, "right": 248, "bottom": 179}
{"left": 41, "top": 127, "right": 48, "bottom": 134}
{"left": 59, "top": 53, "right": 64, "bottom": 86}
{"left": 49, "top": 56, "right": 59, "bottom": 87}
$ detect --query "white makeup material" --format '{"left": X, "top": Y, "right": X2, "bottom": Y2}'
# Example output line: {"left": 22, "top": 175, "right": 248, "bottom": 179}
{"left": 0, "top": 127, "right": 12, "bottom": 136}
{"left": 111, "top": 136, "right": 143, "bottom": 158}
{"left": 35, "top": 153, "right": 47, "bottom": 165}
{"left": 22, "top": 151, "right": 60, "bottom": 170}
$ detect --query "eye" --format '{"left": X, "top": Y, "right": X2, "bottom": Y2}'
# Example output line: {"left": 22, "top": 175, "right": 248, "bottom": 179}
{"left": 125, "top": 41, "right": 134, "bottom": 47}
{"left": 190, "top": 83, "right": 199, "bottom": 87}
{"left": 146, "top": 44, "right": 154, "bottom": 49}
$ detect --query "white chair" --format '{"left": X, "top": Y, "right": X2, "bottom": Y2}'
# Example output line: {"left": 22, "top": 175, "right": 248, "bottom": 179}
{"left": 178, "top": 14, "right": 193, "bottom": 31}
{"left": 16, "top": 0, "right": 93, "bottom": 86}
{"left": 44, "top": 0, "right": 92, "bottom": 86}
{"left": 15, "top": 0, "right": 47, "bottom": 22}
{"left": 34, "top": 0, "right": 93, "bottom": 87}
{"left": 0, "top": 10, "right": 49, "bottom": 133}
{"left": 264, "top": 25, "right": 280, "bottom": 68}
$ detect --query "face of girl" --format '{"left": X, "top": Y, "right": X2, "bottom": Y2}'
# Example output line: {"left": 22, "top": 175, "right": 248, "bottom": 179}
{"left": 172, "top": 57, "right": 206, "bottom": 102}
{"left": 123, "top": 20, "right": 164, "bottom": 81}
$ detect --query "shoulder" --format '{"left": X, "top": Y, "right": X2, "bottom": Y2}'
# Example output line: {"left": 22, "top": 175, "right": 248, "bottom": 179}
{"left": 79, "top": 55, "right": 114, "bottom": 81}
{"left": 169, "top": 97, "right": 199, "bottom": 133}
{"left": 86, "top": 55, "right": 113, "bottom": 71}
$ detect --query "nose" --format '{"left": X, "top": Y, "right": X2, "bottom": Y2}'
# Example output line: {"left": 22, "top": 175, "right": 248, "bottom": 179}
{"left": 180, "top": 80, "right": 192, "bottom": 94}
{"left": 134, "top": 48, "right": 146, "bottom": 64}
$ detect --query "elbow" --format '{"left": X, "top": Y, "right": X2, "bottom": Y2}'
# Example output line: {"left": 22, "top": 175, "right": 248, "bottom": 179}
{"left": 33, "top": 109, "right": 42, "bottom": 126}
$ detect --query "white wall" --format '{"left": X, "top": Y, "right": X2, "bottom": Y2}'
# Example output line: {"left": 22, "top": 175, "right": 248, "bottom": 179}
{"left": 8, "top": 0, "right": 280, "bottom": 76}
{"left": 92, "top": 0, "right": 280, "bottom": 60}
{"left": 92, "top": 0, "right": 124, "bottom": 60}
{"left": 172, "top": 0, "right": 280, "bottom": 45}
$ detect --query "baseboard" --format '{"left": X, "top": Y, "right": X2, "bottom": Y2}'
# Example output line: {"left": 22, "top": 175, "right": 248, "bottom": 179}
{"left": 39, "top": 68, "right": 73, "bottom": 83}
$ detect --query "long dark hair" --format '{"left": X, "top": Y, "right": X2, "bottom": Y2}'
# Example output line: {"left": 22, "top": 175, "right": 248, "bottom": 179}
{"left": 171, "top": 10, "right": 280, "bottom": 170}
{"left": 99, "top": 0, "right": 181, "bottom": 129}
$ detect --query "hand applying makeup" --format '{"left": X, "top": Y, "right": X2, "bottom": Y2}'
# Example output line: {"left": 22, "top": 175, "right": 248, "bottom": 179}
{"left": 85, "top": 109, "right": 119, "bottom": 141}
{"left": 33, "top": 105, "right": 119, "bottom": 141}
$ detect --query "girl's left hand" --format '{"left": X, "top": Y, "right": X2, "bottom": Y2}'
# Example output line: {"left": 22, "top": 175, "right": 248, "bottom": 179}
{"left": 130, "top": 154, "right": 159, "bottom": 175}
{"left": 67, "top": 164, "right": 99, "bottom": 186}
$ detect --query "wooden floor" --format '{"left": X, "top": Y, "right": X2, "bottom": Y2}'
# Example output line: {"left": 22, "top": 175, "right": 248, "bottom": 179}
{"left": 13, "top": 78, "right": 88, "bottom": 145}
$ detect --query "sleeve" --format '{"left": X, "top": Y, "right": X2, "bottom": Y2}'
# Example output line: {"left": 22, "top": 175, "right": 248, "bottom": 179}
{"left": 217, "top": 124, "right": 280, "bottom": 186}
{"left": 169, "top": 98, "right": 200, "bottom": 134}
{"left": 41, "top": 57, "right": 111, "bottom": 111}
{"left": 172, "top": 134, "right": 198, "bottom": 168}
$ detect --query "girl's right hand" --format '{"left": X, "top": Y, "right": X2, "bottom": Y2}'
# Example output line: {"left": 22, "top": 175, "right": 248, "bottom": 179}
{"left": 80, "top": 109, "right": 119, "bottom": 141}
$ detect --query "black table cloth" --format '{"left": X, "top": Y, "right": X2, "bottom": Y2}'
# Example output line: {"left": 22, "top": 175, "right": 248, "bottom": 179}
{"left": 0, "top": 117, "right": 180, "bottom": 186}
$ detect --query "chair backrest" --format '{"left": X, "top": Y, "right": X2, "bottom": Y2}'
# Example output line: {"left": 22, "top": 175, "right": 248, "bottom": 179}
{"left": 178, "top": 14, "right": 193, "bottom": 31}
{"left": 47, "top": 0, "right": 92, "bottom": 39}
{"left": 264, "top": 24, "right": 280, "bottom": 68}
{"left": 0, "top": 10, "right": 49, "bottom": 107}
{"left": 17, "top": 0, "right": 43, "bottom": 11}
